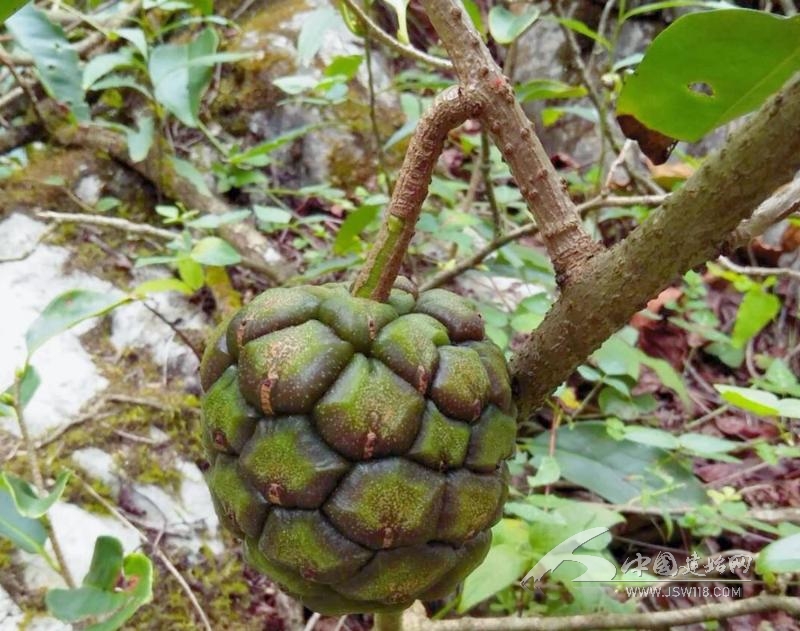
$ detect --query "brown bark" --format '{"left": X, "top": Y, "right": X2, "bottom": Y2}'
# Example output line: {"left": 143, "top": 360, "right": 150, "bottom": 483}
{"left": 419, "top": 0, "right": 603, "bottom": 282}
{"left": 511, "top": 72, "right": 800, "bottom": 416}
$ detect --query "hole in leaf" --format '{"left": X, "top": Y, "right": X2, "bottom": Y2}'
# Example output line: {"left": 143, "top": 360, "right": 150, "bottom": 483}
{"left": 688, "top": 82, "right": 714, "bottom": 97}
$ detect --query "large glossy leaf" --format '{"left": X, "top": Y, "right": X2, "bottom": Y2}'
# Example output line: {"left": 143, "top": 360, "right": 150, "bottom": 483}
{"left": 25, "top": 289, "right": 129, "bottom": 356}
{"left": 0, "top": 0, "right": 29, "bottom": 25}
{"left": 0, "top": 470, "right": 70, "bottom": 518}
{"left": 526, "top": 422, "right": 707, "bottom": 510}
{"left": 617, "top": 9, "right": 800, "bottom": 142}
{"left": 6, "top": 4, "right": 89, "bottom": 120}
{"left": 0, "top": 488, "right": 48, "bottom": 554}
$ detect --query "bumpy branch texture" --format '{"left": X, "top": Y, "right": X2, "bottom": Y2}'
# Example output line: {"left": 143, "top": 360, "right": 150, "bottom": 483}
{"left": 352, "top": 86, "right": 481, "bottom": 301}
{"left": 511, "top": 72, "right": 800, "bottom": 416}
{"left": 419, "top": 0, "right": 602, "bottom": 281}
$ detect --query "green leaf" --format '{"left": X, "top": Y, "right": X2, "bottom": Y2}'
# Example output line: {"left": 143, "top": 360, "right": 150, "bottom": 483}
{"left": 678, "top": 433, "right": 740, "bottom": 456}
{"left": 527, "top": 455, "right": 560, "bottom": 488}
{"left": 621, "top": 1, "right": 734, "bottom": 21}
{"left": 715, "top": 384, "right": 780, "bottom": 416}
{"left": 0, "top": 470, "right": 70, "bottom": 518}
{"left": 554, "top": 16, "right": 611, "bottom": 49}
{"left": 83, "top": 536, "right": 124, "bottom": 590}
{"left": 0, "top": 0, "right": 29, "bottom": 25}
{"left": 228, "top": 125, "right": 314, "bottom": 166}
{"left": 324, "top": 54, "right": 363, "bottom": 80}
{"left": 272, "top": 74, "right": 319, "bottom": 95}
{"left": 46, "top": 541, "right": 153, "bottom": 629}
{"left": 757, "top": 533, "right": 800, "bottom": 576}
{"left": 777, "top": 398, "right": 800, "bottom": 419}
{"left": 114, "top": 27, "right": 148, "bottom": 59}
{"left": 82, "top": 49, "right": 136, "bottom": 90}
{"left": 148, "top": 27, "right": 218, "bottom": 127}
{"left": 458, "top": 543, "right": 531, "bottom": 612}
{"left": 622, "top": 426, "right": 679, "bottom": 450}
{"left": 462, "top": 0, "right": 485, "bottom": 36}
{"left": 617, "top": 10, "right": 800, "bottom": 142}
{"left": 380, "top": 0, "right": 410, "bottom": 44}
{"left": 15, "top": 363, "right": 41, "bottom": 409}
{"left": 190, "top": 237, "right": 241, "bottom": 266}
{"left": 47, "top": 589, "right": 127, "bottom": 624}
{"left": 731, "top": 288, "right": 780, "bottom": 348}
{"left": 297, "top": 7, "right": 337, "bottom": 66}
{"left": 333, "top": 205, "right": 380, "bottom": 255}
{"left": 25, "top": 289, "right": 130, "bottom": 356}
{"left": 253, "top": 205, "right": 292, "bottom": 225}
{"left": 7, "top": 4, "right": 89, "bottom": 120}
{"left": 638, "top": 354, "right": 691, "bottom": 406}
{"left": 169, "top": 156, "right": 212, "bottom": 197}
{"left": 526, "top": 421, "right": 707, "bottom": 510}
{"left": 126, "top": 114, "right": 154, "bottom": 163}
{"left": 0, "top": 488, "right": 48, "bottom": 554}
{"left": 515, "top": 79, "right": 586, "bottom": 102}
{"left": 177, "top": 256, "right": 205, "bottom": 291}
{"left": 488, "top": 5, "right": 541, "bottom": 44}
{"left": 132, "top": 278, "right": 193, "bottom": 297}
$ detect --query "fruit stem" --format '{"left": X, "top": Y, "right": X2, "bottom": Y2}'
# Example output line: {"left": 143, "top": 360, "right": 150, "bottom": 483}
{"left": 374, "top": 611, "right": 404, "bottom": 631}
{"left": 351, "top": 86, "right": 480, "bottom": 302}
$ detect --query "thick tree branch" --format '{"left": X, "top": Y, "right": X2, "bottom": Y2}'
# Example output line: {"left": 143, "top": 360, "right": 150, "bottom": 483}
{"left": 511, "top": 72, "right": 800, "bottom": 416}
{"left": 352, "top": 86, "right": 481, "bottom": 301}
{"left": 420, "top": 0, "right": 603, "bottom": 282}
{"left": 398, "top": 594, "right": 800, "bottom": 630}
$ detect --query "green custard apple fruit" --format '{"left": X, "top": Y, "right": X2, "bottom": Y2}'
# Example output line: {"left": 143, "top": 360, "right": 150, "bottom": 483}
{"left": 199, "top": 280, "right": 516, "bottom": 614}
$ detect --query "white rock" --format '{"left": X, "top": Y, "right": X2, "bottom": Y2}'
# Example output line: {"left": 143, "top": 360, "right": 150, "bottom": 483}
{"left": 73, "top": 175, "right": 103, "bottom": 206}
{"left": 19, "top": 502, "right": 140, "bottom": 592}
{"left": 0, "top": 214, "right": 112, "bottom": 440}
{"left": 0, "top": 586, "right": 23, "bottom": 631}
{"left": 109, "top": 268, "right": 206, "bottom": 380}
{"left": 123, "top": 459, "right": 221, "bottom": 555}
{"left": 70, "top": 448, "right": 119, "bottom": 491}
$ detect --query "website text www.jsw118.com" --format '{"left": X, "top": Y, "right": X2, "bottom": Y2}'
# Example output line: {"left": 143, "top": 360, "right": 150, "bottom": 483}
{"left": 625, "top": 585, "right": 744, "bottom": 599}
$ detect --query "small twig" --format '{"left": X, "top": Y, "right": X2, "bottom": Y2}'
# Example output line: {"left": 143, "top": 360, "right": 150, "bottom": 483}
{"left": 724, "top": 173, "right": 800, "bottom": 250}
{"left": 36, "top": 210, "right": 179, "bottom": 241}
{"left": 364, "top": 33, "right": 393, "bottom": 197}
{"left": 718, "top": 255, "right": 800, "bottom": 282}
{"left": 421, "top": 193, "right": 667, "bottom": 290}
{"left": 142, "top": 302, "right": 203, "bottom": 361}
{"left": 76, "top": 476, "right": 213, "bottom": 631}
{"left": 106, "top": 394, "right": 170, "bottom": 410}
{"left": 480, "top": 130, "right": 502, "bottom": 238}
{"left": 400, "top": 594, "right": 800, "bottom": 630}
{"left": 0, "top": 46, "right": 48, "bottom": 127}
{"left": 338, "top": 0, "right": 452, "bottom": 72}
{"left": 12, "top": 373, "right": 77, "bottom": 588}
{"left": 303, "top": 612, "right": 322, "bottom": 631}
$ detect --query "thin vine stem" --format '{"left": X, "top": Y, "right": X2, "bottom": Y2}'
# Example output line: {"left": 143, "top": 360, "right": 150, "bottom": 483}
{"left": 13, "top": 370, "right": 76, "bottom": 588}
